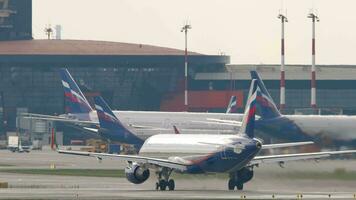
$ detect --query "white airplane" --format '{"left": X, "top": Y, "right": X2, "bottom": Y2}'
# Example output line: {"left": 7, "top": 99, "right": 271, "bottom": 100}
{"left": 23, "top": 68, "right": 243, "bottom": 139}
{"left": 251, "top": 70, "right": 356, "bottom": 146}
{"left": 58, "top": 80, "right": 356, "bottom": 191}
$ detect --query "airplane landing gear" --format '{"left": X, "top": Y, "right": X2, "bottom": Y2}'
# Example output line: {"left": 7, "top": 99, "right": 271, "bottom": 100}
{"left": 228, "top": 177, "right": 243, "bottom": 190}
{"left": 228, "top": 167, "right": 254, "bottom": 191}
{"left": 155, "top": 168, "right": 175, "bottom": 191}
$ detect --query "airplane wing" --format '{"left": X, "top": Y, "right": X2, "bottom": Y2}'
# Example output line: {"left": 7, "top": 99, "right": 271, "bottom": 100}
{"left": 83, "top": 127, "right": 99, "bottom": 133}
{"left": 191, "top": 120, "right": 242, "bottom": 127}
{"left": 21, "top": 113, "right": 98, "bottom": 126}
{"left": 250, "top": 150, "right": 356, "bottom": 165}
{"left": 206, "top": 118, "right": 242, "bottom": 126}
{"left": 198, "top": 141, "right": 314, "bottom": 149}
{"left": 127, "top": 124, "right": 169, "bottom": 131}
{"left": 57, "top": 149, "right": 188, "bottom": 171}
{"left": 261, "top": 141, "right": 314, "bottom": 149}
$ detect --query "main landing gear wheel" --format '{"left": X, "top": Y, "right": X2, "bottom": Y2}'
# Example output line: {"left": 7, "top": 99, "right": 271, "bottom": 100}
{"left": 155, "top": 179, "right": 175, "bottom": 191}
{"left": 168, "top": 179, "right": 175, "bottom": 191}
{"left": 228, "top": 179, "right": 235, "bottom": 190}
{"left": 156, "top": 168, "right": 175, "bottom": 191}
{"left": 159, "top": 180, "right": 167, "bottom": 191}
{"left": 236, "top": 182, "right": 243, "bottom": 190}
{"left": 228, "top": 178, "right": 243, "bottom": 191}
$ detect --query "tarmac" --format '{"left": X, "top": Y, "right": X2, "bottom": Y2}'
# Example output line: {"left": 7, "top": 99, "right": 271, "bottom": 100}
{"left": 0, "top": 148, "right": 355, "bottom": 199}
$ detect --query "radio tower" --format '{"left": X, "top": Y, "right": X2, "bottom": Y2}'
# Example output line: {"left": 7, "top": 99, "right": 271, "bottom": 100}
{"left": 181, "top": 22, "right": 192, "bottom": 110}
{"left": 278, "top": 13, "right": 288, "bottom": 112}
{"left": 308, "top": 12, "right": 319, "bottom": 109}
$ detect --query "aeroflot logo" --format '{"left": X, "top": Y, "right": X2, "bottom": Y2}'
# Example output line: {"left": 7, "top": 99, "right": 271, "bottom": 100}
{"left": 62, "top": 80, "right": 91, "bottom": 110}
{"left": 244, "top": 92, "right": 257, "bottom": 122}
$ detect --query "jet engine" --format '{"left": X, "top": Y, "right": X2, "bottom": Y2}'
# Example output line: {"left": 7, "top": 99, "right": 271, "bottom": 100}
{"left": 125, "top": 163, "right": 150, "bottom": 184}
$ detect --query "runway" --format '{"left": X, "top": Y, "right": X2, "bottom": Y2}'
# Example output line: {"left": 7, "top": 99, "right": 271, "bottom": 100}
{"left": 0, "top": 149, "right": 355, "bottom": 199}
{"left": 0, "top": 172, "right": 355, "bottom": 200}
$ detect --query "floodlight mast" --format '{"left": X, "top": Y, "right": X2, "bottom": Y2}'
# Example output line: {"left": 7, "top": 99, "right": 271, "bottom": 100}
{"left": 308, "top": 13, "right": 319, "bottom": 109}
{"left": 181, "top": 23, "right": 192, "bottom": 110}
{"left": 278, "top": 13, "right": 288, "bottom": 112}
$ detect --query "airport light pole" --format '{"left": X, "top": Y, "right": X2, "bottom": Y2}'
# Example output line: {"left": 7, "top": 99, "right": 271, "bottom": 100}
{"left": 181, "top": 23, "right": 192, "bottom": 110}
{"left": 278, "top": 13, "right": 288, "bottom": 112}
{"left": 308, "top": 13, "right": 319, "bottom": 109}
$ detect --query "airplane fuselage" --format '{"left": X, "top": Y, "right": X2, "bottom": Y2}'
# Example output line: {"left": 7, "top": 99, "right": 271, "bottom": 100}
{"left": 139, "top": 134, "right": 261, "bottom": 174}
{"left": 258, "top": 115, "right": 356, "bottom": 146}
{"left": 76, "top": 110, "right": 243, "bottom": 137}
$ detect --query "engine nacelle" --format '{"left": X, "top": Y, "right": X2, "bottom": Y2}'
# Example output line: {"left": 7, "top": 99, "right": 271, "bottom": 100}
{"left": 125, "top": 163, "right": 150, "bottom": 184}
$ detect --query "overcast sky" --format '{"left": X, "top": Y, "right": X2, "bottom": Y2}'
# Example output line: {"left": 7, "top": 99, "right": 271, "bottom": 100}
{"left": 33, "top": 0, "right": 356, "bottom": 64}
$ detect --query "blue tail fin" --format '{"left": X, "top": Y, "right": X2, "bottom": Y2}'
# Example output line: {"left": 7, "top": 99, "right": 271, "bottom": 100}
{"left": 94, "top": 96, "right": 143, "bottom": 145}
{"left": 59, "top": 68, "right": 94, "bottom": 116}
{"left": 240, "top": 79, "right": 259, "bottom": 138}
{"left": 250, "top": 70, "right": 282, "bottom": 120}
{"left": 226, "top": 96, "right": 238, "bottom": 114}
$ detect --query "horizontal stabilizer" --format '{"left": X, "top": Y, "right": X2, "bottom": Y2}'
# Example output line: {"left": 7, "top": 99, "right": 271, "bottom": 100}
{"left": 22, "top": 115, "right": 98, "bottom": 126}
{"left": 83, "top": 127, "right": 99, "bottom": 133}
{"left": 250, "top": 150, "right": 356, "bottom": 165}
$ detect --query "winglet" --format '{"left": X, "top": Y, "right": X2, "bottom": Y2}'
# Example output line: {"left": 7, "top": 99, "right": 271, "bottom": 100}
{"left": 250, "top": 70, "right": 282, "bottom": 119}
{"left": 94, "top": 96, "right": 143, "bottom": 145}
{"left": 226, "top": 96, "right": 238, "bottom": 114}
{"left": 239, "top": 79, "right": 259, "bottom": 138}
{"left": 59, "top": 68, "right": 94, "bottom": 118}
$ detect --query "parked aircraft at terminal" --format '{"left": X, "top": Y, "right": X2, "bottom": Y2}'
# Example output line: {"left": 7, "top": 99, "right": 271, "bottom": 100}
{"left": 25, "top": 68, "right": 243, "bottom": 139}
{"left": 58, "top": 80, "right": 356, "bottom": 191}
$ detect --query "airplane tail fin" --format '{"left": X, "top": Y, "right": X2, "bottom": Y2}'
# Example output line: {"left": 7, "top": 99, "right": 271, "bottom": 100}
{"left": 240, "top": 79, "right": 259, "bottom": 138}
{"left": 59, "top": 68, "right": 94, "bottom": 116}
{"left": 250, "top": 70, "right": 282, "bottom": 119}
{"left": 226, "top": 96, "right": 238, "bottom": 114}
{"left": 94, "top": 96, "right": 143, "bottom": 145}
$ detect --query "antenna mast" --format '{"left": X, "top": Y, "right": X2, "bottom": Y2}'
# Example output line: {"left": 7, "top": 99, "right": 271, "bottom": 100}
{"left": 308, "top": 12, "right": 319, "bottom": 109}
{"left": 278, "top": 11, "right": 288, "bottom": 112}
{"left": 181, "top": 22, "right": 192, "bottom": 111}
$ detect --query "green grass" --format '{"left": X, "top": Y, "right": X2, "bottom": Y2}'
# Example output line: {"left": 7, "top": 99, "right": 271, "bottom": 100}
{"left": 0, "top": 169, "right": 125, "bottom": 178}
{"left": 276, "top": 168, "right": 356, "bottom": 180}
{"left": 0, "top": 163, "right": 14, "bottom": 167}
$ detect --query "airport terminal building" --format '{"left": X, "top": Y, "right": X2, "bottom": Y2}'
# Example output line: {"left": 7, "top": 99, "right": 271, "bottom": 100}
{"left": 0, "top": 39, "right": 230, "bottom": 131}
{"left": 193, "top": 64, "right": 356, "bottom": 115}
